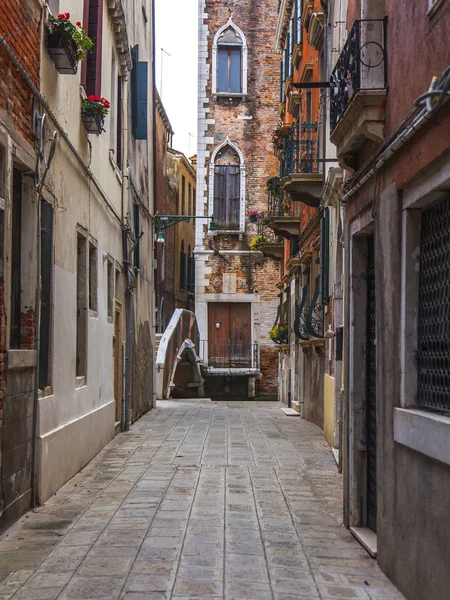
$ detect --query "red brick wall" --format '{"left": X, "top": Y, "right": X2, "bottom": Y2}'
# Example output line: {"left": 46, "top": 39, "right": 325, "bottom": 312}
{"left": 204, "top": 0, "right": 281, "bottom": 395}
{"left": 0, "top": 0, "right": 40, "bottom": 141}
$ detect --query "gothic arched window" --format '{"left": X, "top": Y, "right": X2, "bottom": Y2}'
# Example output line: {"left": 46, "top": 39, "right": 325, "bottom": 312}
{"left": 212, "top": 20, "right": 248, "bottom": 96}
{"left": 209, "top": 138, "right": 246, "bottom": 233}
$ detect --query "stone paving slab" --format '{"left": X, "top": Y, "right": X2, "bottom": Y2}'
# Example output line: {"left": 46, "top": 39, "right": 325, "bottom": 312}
{"left": 0, "top": 401, "right": 406, "bottom": 600}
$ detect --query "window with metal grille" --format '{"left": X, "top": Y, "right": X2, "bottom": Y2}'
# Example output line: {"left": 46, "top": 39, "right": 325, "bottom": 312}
{"left": 418, "top": 195, "right": 450, "bottom": 412}
{"left": 295, "top": 0, "right": 302, "bottom": 45}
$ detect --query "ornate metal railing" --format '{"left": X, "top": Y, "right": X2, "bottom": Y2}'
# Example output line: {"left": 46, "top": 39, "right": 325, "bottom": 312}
{"left": 294, "top": 284, "right": 310, "bottom": 341}
{"left": 306, "top": 275, "right": 324, "bottom": 338}
{"left": 283, "top": 122, "right": 320, "bottom": 176}
{"left": 200, "top": 341, "right": 259, "bottom": 370}
{"left": 257, "top": 213, "right": 282, "bottom": 243}
{"left": 267, "top": 190, "right": 294, "bottom": 217}
{"left": 330, "top": 18, "right": 387, "bottom": 132}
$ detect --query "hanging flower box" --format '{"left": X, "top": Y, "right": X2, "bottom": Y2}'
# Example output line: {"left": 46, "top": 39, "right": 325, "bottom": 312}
{"left": 248, "top": 210, "right": 259, "bottom": 223}
{"left": 46, "top": 13, "right": 93, "bottom": 75}
{"left": 269, "top": 322, "right": 288, "bottom": 345}
{"left": 81, "top": 96, "right": 110, "bottom": 134}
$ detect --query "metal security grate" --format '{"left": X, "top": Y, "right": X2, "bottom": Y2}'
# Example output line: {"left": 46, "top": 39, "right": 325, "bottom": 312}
{"left": 418, "top": 195, "right": 450, "bottom": 412}
{"left": 366, "top": 235, "right": 377, "bottom": 532}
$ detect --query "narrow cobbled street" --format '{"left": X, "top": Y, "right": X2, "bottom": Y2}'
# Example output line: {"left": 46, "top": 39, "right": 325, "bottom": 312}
{"left": 0, "top": 401, "right": 404, "bottom": 600}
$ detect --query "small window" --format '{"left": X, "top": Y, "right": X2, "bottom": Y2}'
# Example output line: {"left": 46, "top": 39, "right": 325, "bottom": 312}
{"left": 89, "top": 241, "right": 98, "bottom": 312}
{"left": 76, "top": 232, "right": 88, "bottom": 378}
{"left": 181, "top": 176, "right": 186, "bottom": 215}
{"left": 417, "top": 195, "right": 450, "bottom": 412}
{"left": 10, "top": 170, "right": 22, "bottom": 349}
{"left": 83, "top": 0, "right": 103, "bottom": 96}
{"left": 180, "top": 241, "right": 186, "bottom": 291}
{"left": 107, "top": 259, "right": 114, "bottom": 319}
{"left": 188, "top": 183, "right": 192, "bottom": 215}
{"left": 134, "top": 203, "right": 141, "bottom": 269}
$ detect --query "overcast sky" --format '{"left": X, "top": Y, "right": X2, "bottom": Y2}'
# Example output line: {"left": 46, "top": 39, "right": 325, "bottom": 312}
{"left": 155, "top": 0, "right": 198, "bottom": 158}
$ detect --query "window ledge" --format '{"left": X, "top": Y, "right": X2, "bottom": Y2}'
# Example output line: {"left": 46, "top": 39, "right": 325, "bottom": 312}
{"left": 75, "top": 376, "right": 86, "bottom": 389}
{"left": 214, "top": 230, "right": 244, "bottom": 235}
{"left": 214, "top": 92, "right": 247, "bottom": 99}
{"left": 89, "top": 309, "right": 98, "bottom": 319}
{"left": 394, "top": 407, "right": 450, "bottom": 466}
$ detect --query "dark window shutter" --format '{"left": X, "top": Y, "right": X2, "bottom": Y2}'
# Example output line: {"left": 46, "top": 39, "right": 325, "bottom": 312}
{"left": 134, "top": 203, "right": 140, "bottom": 269}
{"left": 227, "top": 166, "right": 240, "bottom": 229}
{"left": 230, "top": 49, "right": 242, "bottom": 93}
{"left": 218, "top": 48, "right": 228, "bottom": 93}
{"left": 214, "top": 166, "right": 240, "bottom": 230}
{"left": 320, "top": 208, "right": 330, "bottom": 304}
{"left": 131, "top": 45, "right": 148, "bottom": 140}
{"left": 214, "top": 166, "right": 227, "bottom": 228}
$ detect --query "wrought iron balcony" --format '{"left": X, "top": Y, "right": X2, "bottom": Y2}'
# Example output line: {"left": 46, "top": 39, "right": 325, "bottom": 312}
{"left": 283, "top": 122, "right": 320, "bottom": 176}
{"left": 265, "top": 186, "right": 300, "bottom": 239}
{"left": 329, "top": 18, "right": 388, "bottom": 170}
{"left": 282, "top": 122, "right": 324, "bottom": 207}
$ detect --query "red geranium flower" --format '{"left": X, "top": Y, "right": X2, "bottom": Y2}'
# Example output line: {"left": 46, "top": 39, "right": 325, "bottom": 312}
{"left": 57, "top": 13, "right": 65, "bottom": 20}
{"left": 76, "top": 21, "right": 81, "bottom": 26}
{"left": 65, "top": 12, "right": 70, "bottom": 19}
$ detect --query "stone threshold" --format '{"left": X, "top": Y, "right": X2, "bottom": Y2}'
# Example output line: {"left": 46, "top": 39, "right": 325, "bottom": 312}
{"left": 351, "top": 526, "right": 377, "bottom": 558}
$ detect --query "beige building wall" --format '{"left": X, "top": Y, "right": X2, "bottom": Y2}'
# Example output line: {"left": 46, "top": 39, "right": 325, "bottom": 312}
{"left": 36, "top": 0, "right": 155, "bottom": 503}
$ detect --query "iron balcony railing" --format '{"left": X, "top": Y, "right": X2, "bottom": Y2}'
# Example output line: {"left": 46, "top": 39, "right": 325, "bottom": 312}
{"left": 330, "top": 18, "right": 388, "bottom": 133}
{"left": 267, "top": 189, "right": 294, "bottom": 217}
{"left": 282, "top": 122, "right": 320, "bottom": 177}
{"left": 201, "top": 341, "right": 259, "bottom": 370}
{"left": 257, "top": 212, "right": 282, "bottom": 243}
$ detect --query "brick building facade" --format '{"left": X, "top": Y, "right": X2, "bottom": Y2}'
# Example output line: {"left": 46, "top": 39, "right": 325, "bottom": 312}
{"left": 196, "top": 0, "right": 280, "bottom": 399}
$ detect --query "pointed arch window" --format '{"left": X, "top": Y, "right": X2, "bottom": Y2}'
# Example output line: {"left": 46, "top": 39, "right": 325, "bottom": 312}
{"left": 212, "top": 19, "right": 248, "bottom": 96}
{"left": 209, "top": 139, "right": 246, "bottom": 233}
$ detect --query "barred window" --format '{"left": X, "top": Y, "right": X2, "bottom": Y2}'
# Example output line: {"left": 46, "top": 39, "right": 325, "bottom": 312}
{"left": 417, "top": 195, "right": 450, "bottom": 412}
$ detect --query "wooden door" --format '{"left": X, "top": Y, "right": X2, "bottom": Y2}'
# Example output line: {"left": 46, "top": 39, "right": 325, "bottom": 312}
{"left": 113, "top": 300, "right": 122, "bottom": 422}
{"left": 208, "top": 303, "right": 251, "bottom": 367}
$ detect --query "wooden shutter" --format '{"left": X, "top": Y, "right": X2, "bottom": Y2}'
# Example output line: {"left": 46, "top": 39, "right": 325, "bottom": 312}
{"left": 226, "top": 166, "right": 240, "bottom": 229}
{"left": 85, "top": 0, "right": 103, "bottom": 96}
{"left": 131, "top": 45, "right": 148, "bottom": 140}
{"left": 214, "top": 166, "right": 227, "bottom": 228}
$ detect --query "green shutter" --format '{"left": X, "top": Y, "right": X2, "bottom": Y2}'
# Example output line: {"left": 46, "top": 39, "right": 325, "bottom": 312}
{"left": 131, "top": 45, "right": 148, "bottom": 140}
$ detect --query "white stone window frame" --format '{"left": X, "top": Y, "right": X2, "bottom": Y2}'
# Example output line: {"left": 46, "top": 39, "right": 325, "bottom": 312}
{"left": 208, "top": 137, "right": 246, "bottom": 234}
{"left": 397, "top": 153, "right": 450, "bottom": 468}
{"left": 212, "top": 18, "right": 248, "bottom": 98}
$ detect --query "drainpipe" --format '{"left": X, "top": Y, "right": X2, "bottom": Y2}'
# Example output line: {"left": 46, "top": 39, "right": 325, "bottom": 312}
{"left": 151, "top": 0, "right": 157, "bottom": 409}
{"left": 121, "top": 71, "right": 131, "bottom": 431}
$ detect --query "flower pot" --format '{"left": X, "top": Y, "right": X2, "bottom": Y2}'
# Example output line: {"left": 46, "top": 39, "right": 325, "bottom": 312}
{"left": 248, "top": 214, "right": 258, "bottom": 223}
{"left": 46, "top": 30, "right": 78, "bottom": 74}
{"left": 81, "top": 111, "right": 104, "bottom": 134}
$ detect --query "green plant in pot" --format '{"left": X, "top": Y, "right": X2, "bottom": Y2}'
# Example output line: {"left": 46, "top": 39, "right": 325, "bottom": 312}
{"left": 81, "top": 96, "right": 110, "bottom": 134}
{"left": 249, "top": 235, "right": 269, "bottom": 250}
{"left": 47, "top": 13, "right": 93, "bottom": 74}
{"left": 269, "top": 321, "right": 288, "bottom": 344}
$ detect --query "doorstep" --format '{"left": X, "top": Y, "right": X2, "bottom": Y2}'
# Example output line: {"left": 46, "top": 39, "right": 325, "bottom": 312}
{"left": 350, "top": 526, "right": 377, "bottom": 558}
{"left": 115, "top": 421, "right": 121, "bottom": 436}
{"left": 281, "top": 407, "right": 300, "bottom": 417}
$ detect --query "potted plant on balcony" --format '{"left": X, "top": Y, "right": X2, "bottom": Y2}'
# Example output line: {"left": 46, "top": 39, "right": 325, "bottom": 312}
{"left": 269, "top": 321, "right": 288, "bottom": 345}
{"left": 249, "top": 235, "right": 269, "bottom": 251}
{"left": 81, "top": 96, "right": 110, "bottom": 134}
{"left": 46, "top": 13, "right": 93, "bottom": 74}
{"left": 248, "top": 210, "right": 259, "bottom": 223}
